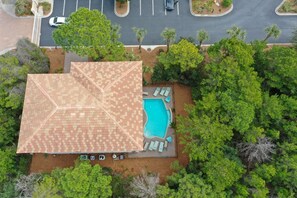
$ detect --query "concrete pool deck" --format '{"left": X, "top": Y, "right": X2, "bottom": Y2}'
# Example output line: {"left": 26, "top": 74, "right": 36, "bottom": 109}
{"left": 128, "top": 86, "right": 176, "bottom": 158}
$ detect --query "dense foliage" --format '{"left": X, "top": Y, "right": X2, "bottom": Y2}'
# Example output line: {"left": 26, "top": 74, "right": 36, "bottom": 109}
{"left": 0, "top": 38, "right": 49, "bottom": 196}
{"left": 53, "top": 8, "right": 126, "bottom": 61}
{"left": 157, "top": 38, "right": 297, "bottom": 197}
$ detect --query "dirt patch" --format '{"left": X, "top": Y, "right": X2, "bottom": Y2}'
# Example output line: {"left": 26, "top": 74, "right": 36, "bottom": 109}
{"left": 191, "top": 0, "right": 231, "bottom": 15}
{"left": 125, "top": 47, "right": 167, "bottom": 83}
{"left": 115, "top": 1, "right": 128, "bottom": 15}
{"left": 44, "top": 48, "right": 65, "bottom": 73}
{"left": 31, "top": 47, "right": 191, "bottom": 182}
{"left": 278, "top": 0, "right": 297, "bottom": 13}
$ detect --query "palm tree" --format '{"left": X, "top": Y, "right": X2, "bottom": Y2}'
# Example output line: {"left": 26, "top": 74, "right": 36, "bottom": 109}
{"left": 110, "top": 24, "right": 121, "bottom": 43}
{"left": 227, "top": 25, "right": 247, "bottom": 40}
{"left": 197, "top": 29, "right": 209, "bottom": 47}
{"left": 161, "top": 27, "right": 176, "bottom": 52}
{"left": 263, "top": 24, "right": 281, "bottom": 42}
{"left": 132, "top": 27, "right": 147, "bottom": 52}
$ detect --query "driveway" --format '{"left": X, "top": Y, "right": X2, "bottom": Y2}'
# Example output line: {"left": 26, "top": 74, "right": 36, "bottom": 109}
{"left": 0, "top": 7, "right": 34, "bottom": 54}
{"left": 40, "top": 0, "right": 297, "bottom": 46}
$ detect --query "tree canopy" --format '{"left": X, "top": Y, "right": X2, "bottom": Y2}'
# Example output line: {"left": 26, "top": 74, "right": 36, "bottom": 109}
{"left": 53, "top": 8, "right": 125, "bottom": 60}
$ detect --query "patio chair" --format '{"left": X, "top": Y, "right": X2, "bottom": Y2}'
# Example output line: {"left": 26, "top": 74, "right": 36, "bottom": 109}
{"left": 90, "top": 155, "right": 96, "bottom": 160}
{"left": 99, "top": 154, "right": 106, "bottom": 160}
{"left": 166, "top": 136, "right": 173, "bottom": 143}
{"left": 119, "top": 154, "right": 125, "bottom": 160}
{"left": 165, "top": 96, "right": 171, "bottom": 103}
{"left": 153, "top": 87, "right": 161, "bottom": 96}
{"left": 164, "top": 87, "right": 171, "bottom": 97}
{"left": 160, "top": 87, "right": 166, "bottom": 96}
{"left": 80, "top": 155, "right": 88, "bottom": 160}
{"left": 159, "top": 142, "right": 164, "bottom": 152}
{"left": 164, "top": 141, "right": 168, "bottom": 149}
{"left": 144, "top": 142, "right": 149, "bottom": 150}
{"left": 149, "top": 141, "right": 155, "bottom": 151}
{"left": 153, "top": 141, "right": 159, "bottom": 151}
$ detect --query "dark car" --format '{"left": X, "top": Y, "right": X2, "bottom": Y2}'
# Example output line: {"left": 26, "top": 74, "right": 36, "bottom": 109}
{"left": 164, "top": 0, "right": 175, "bottom": 11}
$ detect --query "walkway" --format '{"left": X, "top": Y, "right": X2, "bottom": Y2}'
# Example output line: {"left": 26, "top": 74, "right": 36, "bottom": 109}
{"left": 0, "top": 7, "right": 34, "bottom": 54}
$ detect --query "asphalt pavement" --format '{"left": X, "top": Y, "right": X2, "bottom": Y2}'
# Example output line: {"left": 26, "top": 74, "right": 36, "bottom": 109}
{"left": 40, "top": 0, "right": 297, "bottom": 46}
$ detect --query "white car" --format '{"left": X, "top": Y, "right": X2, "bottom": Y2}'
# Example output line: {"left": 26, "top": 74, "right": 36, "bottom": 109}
{"left": 49, "top": 17, "right": 66, "bottom": 27}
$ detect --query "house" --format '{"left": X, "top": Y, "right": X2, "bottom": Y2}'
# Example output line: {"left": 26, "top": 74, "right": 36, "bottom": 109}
{"left": 17, "top": 61, "right": 143, "bottom": 154}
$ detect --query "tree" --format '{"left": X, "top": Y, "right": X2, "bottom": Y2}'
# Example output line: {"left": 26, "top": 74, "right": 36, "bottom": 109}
{"left": 263, "top": 46, "right": 297, "bottom": 95}
{"left": 161, "top": 27, "right": 176, "bottom": 52}
{"left": 15, "top": 174, "right": 42, "bottom": 198}
{"left": 238, "top": 137, "right": 275, "bottom": 165}
{"left": 53, "top": 8, "right": 124, "bottom": 60}
{"left": 33, "top": 162, "right": 112, "bottom": 198}
{"left": 263, "top": 24, "right": 281, "bottom": 41}
{"left": 203, "top": 155, "right": 245, "bottom": 192}
{"left": 110, "top": 24, "right": 121, "bottom": 43}
{"left": 132, "top": 27, "right": 147, "bottom": 52}
{"left": 130, "top": 171, "right": 159, "bottom": 198}
{"left": 197, "top": 29, "right": 209, "bottom": 47}
{"left": 33, "top": 176, "right": 62, "bottom": 198}
{"left": 0, "top": 148, "right": 16, "bottom": 184}
{"left": 158, "top": 39, "right": 203, "bottom": 72}
{"left": 226, "top": 25, "right": 246, "bottom": 40}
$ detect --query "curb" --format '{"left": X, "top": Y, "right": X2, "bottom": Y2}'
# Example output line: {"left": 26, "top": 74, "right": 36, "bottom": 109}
{"left": 114, "top": 0, "right": 130, "bottom": 17}
{"left": 275, "top": 0, "right": 297, "bottom": 16}
{"left": 189, "top": 1, "right": 233, "bottom": 17}
{"left": 40, "top": 0, "right": 54, "bottom": 18}
{"left": 0, "top": 47, "right": 16, "bottom": 55}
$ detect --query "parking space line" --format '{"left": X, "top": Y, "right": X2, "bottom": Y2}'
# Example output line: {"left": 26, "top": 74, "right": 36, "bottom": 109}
{"left": 89, "top": 0, "right": 91, "bottom": 10}
{"left": 177, "top": 2, "right": 179, "bottom": 15}
{"left": 165, "top": 8, "right": 167, "bottom": 16}
{"left": 76, "top": 0, "right": 78, "bottom": 11}
{"left": 101, "top": 0, "right": 104, "bottom": 13}
{"left": 140, "top": 0, "right": 142, "bottom": 16}
{"left": 152, "top": 0, "right": 154, "bottom": 15}
{"left": 63, "top": 0, "right": 66, "bottom": 16}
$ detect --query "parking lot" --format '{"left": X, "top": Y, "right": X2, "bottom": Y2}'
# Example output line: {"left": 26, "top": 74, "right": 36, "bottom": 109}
{"left": 40, "top": 0, "right": 297, "bottom": 47}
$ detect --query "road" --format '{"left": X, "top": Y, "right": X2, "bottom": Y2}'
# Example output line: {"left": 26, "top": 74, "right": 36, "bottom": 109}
{"left": 40, "top": 0, "right": 297, "bottom": 46}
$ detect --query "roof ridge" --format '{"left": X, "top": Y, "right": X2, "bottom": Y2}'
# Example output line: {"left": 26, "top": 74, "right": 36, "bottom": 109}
{"left": 18, "top": 107, "right": 57, "bottom": 153}
{"left": 29, "top": 76, "right": 58, "bottom": 108}
{"left": 104, "top": 62, "right": 141, "bottom": 90}
{"left": 95, "top": 102, "right": 142, "bottom": 149}
{"left": 71, "top": 63, "right": 105, "bottom": 96}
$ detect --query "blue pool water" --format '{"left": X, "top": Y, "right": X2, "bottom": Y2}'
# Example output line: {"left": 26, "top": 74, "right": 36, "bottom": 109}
{"left": 143, "top": 99, "right": 171, "bottom": 139}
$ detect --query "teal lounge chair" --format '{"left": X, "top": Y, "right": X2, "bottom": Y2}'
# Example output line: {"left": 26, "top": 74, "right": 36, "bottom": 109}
{"left": 166, "top": 136, "right": 172, "bottom": 143}
{"left": 165, "top": 96, "right": 171, "bottom": 103}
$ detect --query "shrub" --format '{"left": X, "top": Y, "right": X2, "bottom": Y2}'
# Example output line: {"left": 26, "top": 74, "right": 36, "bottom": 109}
{"left": 15, "top": 0, "right": 32, "bottom": 16}
{"left": 38, "top": 2, "right": 51, "bottom": 13}
{"left": 222, "top": 0, "right": 232, "bottom": 8}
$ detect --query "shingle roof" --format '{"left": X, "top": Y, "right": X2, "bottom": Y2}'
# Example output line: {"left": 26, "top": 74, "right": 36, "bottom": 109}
{"left": 17, "top": 61, "right": 143, "bottom": 153}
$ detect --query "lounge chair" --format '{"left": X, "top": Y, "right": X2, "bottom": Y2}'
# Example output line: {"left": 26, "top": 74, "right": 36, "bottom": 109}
{"left": 159, "top": 142, "right": 164, "bottom": 152}
{"left": 143, "top": 92, "right": 149, "bottom": 96}
{"left": 159, "top": 87, "right": 166, "bottom": 96}
{"left": 165, "top": 96, "right": 171, "bottom": 103}
{"left": 153, "top": 141, "right": 159, "bottom": 151}
{"left": 164, "top": 141, "right": 168, "bottom": 149}
{"left": 164, "top": 87, "right": 171, "bottom": 97}
{"left": 153, "top": 88, "right": 161, "bottom": 96}
{"left": 144, "top": 142, "right": 149, "bottom": 150}
{"left": 149, "top": 141, "right": 155, "bottom": 151}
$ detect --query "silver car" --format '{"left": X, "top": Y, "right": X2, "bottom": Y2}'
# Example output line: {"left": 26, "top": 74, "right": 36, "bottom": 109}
{"left": 49, "top": 17, "right": 66, "bottom": 27}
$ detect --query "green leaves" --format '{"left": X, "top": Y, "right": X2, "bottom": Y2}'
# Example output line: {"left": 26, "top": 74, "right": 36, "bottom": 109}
{"left": 53, "top": 8, "right": 124, "bottom": 60}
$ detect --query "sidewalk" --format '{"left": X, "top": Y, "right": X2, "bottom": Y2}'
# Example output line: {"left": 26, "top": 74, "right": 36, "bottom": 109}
{"left": 0, "top": 5, "right": 34, "bottom": 54}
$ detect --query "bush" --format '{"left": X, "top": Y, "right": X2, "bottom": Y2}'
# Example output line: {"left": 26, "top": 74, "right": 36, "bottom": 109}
{"left": 222, "top": 0, "right": 232, "bottom": 8}
{"left": 38, "top": 2, "right": 51, "bottom": 13}
{"left": 15, "top": 0, "right": 32, "bottom": 16}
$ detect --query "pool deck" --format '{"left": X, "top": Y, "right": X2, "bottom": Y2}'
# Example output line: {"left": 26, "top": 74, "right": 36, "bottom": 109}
{"left": 128, "top": 86, "right": 176, "bottom": 158}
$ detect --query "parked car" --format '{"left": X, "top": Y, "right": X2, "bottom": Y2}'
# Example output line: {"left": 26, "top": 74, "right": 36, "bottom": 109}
{"left": 164, "top": 0, "right": 175, "bottom": 11}
{"left": 49, "top": 17, "right": 66, "bottom": 27}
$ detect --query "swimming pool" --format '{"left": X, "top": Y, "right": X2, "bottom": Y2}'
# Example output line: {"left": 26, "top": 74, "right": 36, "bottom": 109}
{"left": 143, "top": 98, "right": 172, "bottom": 139}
